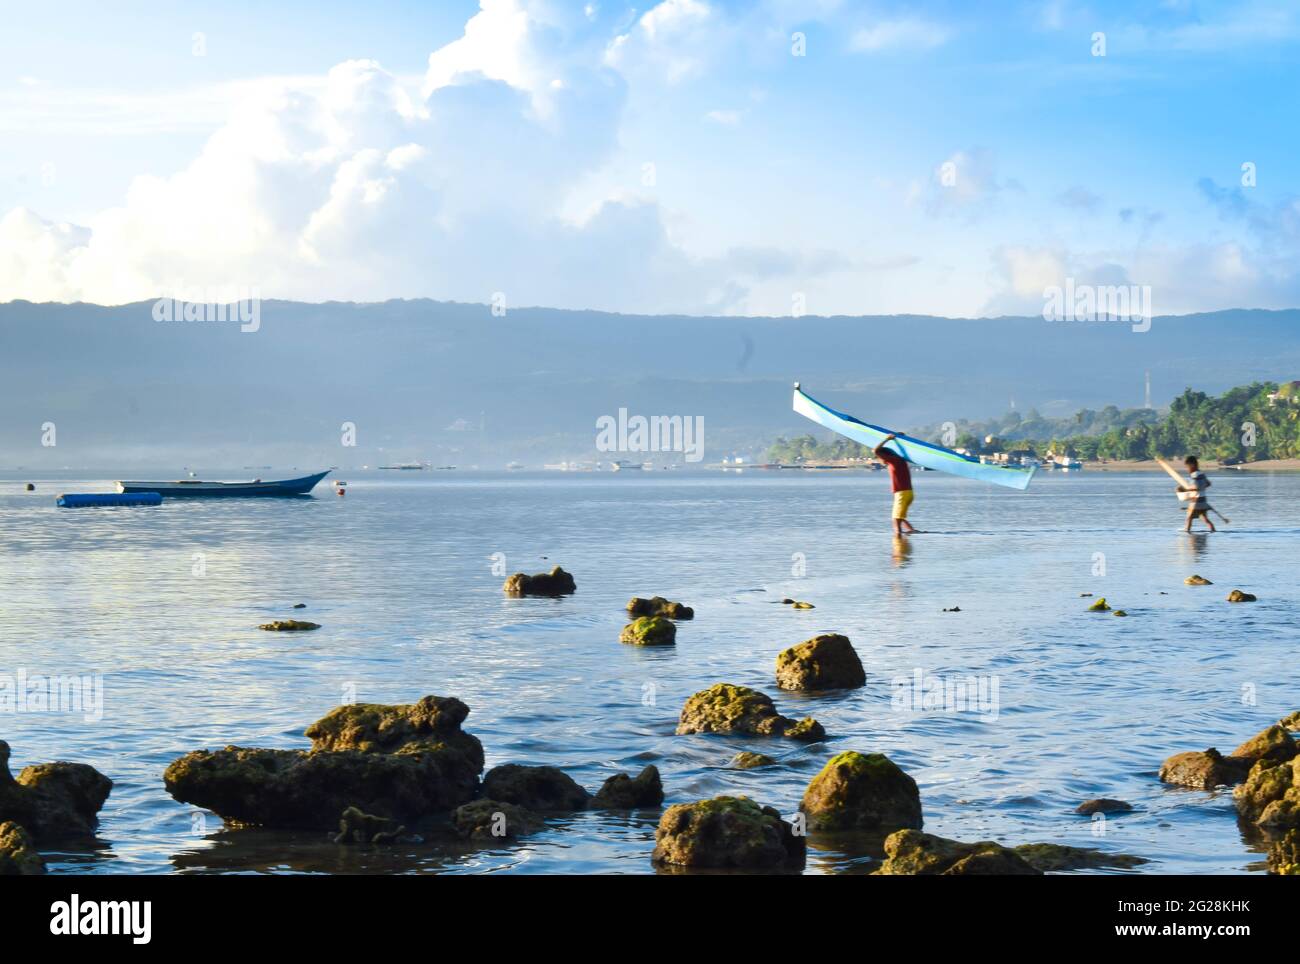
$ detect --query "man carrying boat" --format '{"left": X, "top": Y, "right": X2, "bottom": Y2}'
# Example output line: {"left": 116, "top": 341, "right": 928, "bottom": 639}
{"left": 874, "top": 434, "right": 917, "bottom": 536}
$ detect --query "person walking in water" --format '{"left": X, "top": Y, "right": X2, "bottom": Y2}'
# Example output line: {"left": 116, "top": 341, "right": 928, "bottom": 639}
{"left": 1178, "top": 455, "right": 1216, "bottom": 532}
{"left": 874, "top": 433, "right": 916, "bottom": 536}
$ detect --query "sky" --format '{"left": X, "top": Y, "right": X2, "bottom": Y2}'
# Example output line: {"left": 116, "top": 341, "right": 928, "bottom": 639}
{"left": 1, "top": 0, "right": 1298, "bottom": 318}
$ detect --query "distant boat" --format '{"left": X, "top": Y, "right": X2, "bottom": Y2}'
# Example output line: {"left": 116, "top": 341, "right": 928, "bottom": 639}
{"left": 379, "top": 462, "right": 426, "bottom": 470}
{"left": 116, "top": 470, "right": 330, "bottom": 498}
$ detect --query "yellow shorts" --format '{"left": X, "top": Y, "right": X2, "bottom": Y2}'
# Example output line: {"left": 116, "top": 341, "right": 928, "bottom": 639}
{"left": 892, "top": 489, "right": 914, "bottom": 520}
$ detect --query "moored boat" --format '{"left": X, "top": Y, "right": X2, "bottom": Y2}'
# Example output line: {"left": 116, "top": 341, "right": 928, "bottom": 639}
{"left": 116, "top": 470, "right": 331, "bottom": 498}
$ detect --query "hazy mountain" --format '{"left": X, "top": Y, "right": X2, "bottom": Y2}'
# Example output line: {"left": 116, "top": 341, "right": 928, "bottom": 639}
{"left": 2, "top": 299, "right": 1298, "bottom": 469}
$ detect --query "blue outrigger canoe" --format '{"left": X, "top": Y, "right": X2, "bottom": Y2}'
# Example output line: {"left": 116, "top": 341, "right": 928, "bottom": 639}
{"left": 116, "top": 470, "right": 331, "bottom": 498}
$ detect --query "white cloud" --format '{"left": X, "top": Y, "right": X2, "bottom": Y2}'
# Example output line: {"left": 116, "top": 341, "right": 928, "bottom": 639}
{"left": 704, "top": 108, "right": 741, "bottom": 125}
{"left": 849, "top": 18, "right": 950, "bottom": 53}
{"left": 605, "top": 0, "right": 716, "bottom": 83}
{"left": 0, "top": 0, "right": 816, "bottom": 315}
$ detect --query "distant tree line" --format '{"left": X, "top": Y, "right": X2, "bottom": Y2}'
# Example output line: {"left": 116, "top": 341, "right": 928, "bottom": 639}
{"left": 767, "top": 382, "right": 1300, "bottom": 463}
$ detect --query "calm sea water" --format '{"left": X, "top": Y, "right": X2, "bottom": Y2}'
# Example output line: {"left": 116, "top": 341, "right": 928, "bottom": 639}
{"left": 1, "top": 468, "right": 1297, "bottom": 875}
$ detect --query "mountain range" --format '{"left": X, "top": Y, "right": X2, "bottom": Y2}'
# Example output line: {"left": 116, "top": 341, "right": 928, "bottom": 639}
{"left": 3, "top": 299, "right": 1298, "bottom": 468}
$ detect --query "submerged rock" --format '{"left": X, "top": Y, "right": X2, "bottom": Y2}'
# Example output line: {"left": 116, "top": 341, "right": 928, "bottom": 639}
{"left": 259, "top": 619, "right": 320, "bottom": 631}
{"left": 1227, "top": 589, "right": 1257, "bottom": 602}
{"left": 876, "top": 830, "right": 1040, "bottom": 875}
{"left": 0, "top": 742, "right": 112, "bottom": 842}
{"left": 1075, "top": 798, "right": 1133, "bottom": 816}
{"left": 332, "top": 806, "right": 406, "bottom": 844}
{"left": 1012, "top": 842, "right": 1148, "bottom": 871}
{"left": 502, "top": 566, "right": 576, "bottom": 597}
{"left": 1087, "top": 598, "right": 1111, "bottom": 611}
{"left": 775, "top": 634, "right": 866, "bottom": 691}
{"left": 652, "top": 796, "right": 805, "bottom": 869}
{"left": 1159, "top": 748, "right": 1250, "bottom": 789}
{"left": 163, "top": 696, "right": 483, "bottom": 829}
{"left": 592, "top": 765, "right": 664, "bottom": 809}
{"left": 0, "top": 821, "right": 44, "bottom": 875}
{"left": 627, "top": 596, "right": 694, "bottom": 620}
{"left": 452, "top": 799, "right": 543, "bottom": 840}
{"left": 800, "top": 751, "right": 922, "bottom": 833}
{"left": 677, "top": 683, "right": 825, "bottom": 741}
{"left": 790, "top": 601, "right": 815, "bottom": 610}
{"left": 619, "top": 616, "right": 677, "bottom": 646}
{"left": 732, "top": 752, "right": 776, "bottom": 770}
{"left": 1113, "top": 610, "right": 1128, "bottom": 617}
{"left": 1185, "top": 574, "right": 1213, "bottom": 586}
{"left": 481, "top": 764, "right": 590, "bottom": 811}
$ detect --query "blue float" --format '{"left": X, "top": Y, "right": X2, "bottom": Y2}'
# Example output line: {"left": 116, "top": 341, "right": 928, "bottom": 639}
{"left": 57, "top": 492, "right": 163, "bottom": 508}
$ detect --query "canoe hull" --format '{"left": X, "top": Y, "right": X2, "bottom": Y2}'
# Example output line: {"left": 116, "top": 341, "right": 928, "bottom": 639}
{"left": 116, "top": 470, "right": 330, "bottom": 498}
{"left": 793, "top": 387, "right": 1036, "bottom": 491}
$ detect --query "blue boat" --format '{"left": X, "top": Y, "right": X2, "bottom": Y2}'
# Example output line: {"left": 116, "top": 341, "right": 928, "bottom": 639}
{"left": 115, "top": 470, "right": 331, "bottom": 498}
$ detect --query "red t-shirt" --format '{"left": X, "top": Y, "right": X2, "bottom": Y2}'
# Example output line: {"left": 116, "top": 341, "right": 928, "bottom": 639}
{"left": 877, "top": 448, "right": 912, "bottom": 493}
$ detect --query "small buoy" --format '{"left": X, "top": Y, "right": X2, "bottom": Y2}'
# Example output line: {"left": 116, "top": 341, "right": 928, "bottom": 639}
{"left": 25, "top": 483, "right": 35, "bottom": 491}
{"left": 336, "top": 487, "right": 346, "bottom": 496}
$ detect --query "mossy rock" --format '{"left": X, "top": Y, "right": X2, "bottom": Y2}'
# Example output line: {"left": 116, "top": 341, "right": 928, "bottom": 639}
{"left": 481, "top": 764, "right": 590, "bottom": 811}
{"left": 732, "top": 752, "right": 776, "bottom": 770}
{"left": 502, "top": 566, "right": 576, "bottom": 597}
{"left": 163, "top": 695, "right": 484, "bottom": 829}
{"left": 1113, "top": 610, "right": 1128, "bottom": 617}
{"left": 1087, "top": 598, "right": 1111, "bottom": 612}
{"left": 164, "top": 744, "right": 480, "bottom": 829}
{"left": 620, "top": 616, "right": 677, "bottom": 646}
{"left": 875, "top": 829, "right": 1040, "bottom": 875}
{"left": 652, "top": 795, "right": 805, "bottom": 869}
{"left": 800, "top": 751, "right": 922, "bottom": 833}
{"left": 259, "top": 619, "right": 320, "bottom": 631}
{"left": 627, "top": 596, "right": 694, "bottom": 620}
{"left": 0, "top": 821, "right": 44, "bottom": 875}
{"left": 1232, "top": 724, "right": 1297, "bottom": 767}
{"left": 0, "top": 742, "right": 112, "bottom": 843}
{"left": 592, "top": 765, "right": 664, "bottom": 809}
{"left": 1185, "top": 575, "right": 1213, "bottom": 586}
{"left": 1235, "top": 757, "right": 1300, "bottom": 831}
{"left": 1227, "top": 589, "right": 1257, "bottom": 602}
{"left": 1267, "top": 830, "right": 1300, "bottom": 875}
{"left": 305, "top": 695, "right": 481, "bottom": 765}
{"left": 1282, "top": 710, "right": 1300, "bottom": 731}
{"left": 452, "top": 799, "right": 543, "bottom": 840}
{"left": 790, "top": 601, "right": 814, "bottom": 610}
{"left": 775, "top": 633, "right": 865, "bottom": 691}
{"left": 332, "top": 806, "right": 406, "bottom": 844}
{"left": 676, "top": 683, "right": 825, "bottom": 741}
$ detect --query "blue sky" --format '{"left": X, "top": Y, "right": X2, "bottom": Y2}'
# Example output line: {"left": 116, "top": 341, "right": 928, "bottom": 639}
{"left": 1, "top": 0, "right": 1297, "bottom": 316}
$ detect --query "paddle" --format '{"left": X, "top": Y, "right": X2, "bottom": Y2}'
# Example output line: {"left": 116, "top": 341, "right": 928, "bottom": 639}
{"left": 1155, "top": 457, "right": 1230, "bottom": 524}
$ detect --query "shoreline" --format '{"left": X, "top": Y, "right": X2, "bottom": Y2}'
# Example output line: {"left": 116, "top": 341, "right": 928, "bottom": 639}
{"left": 758, "top": 458, "right": 1300, "bottom": 473}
